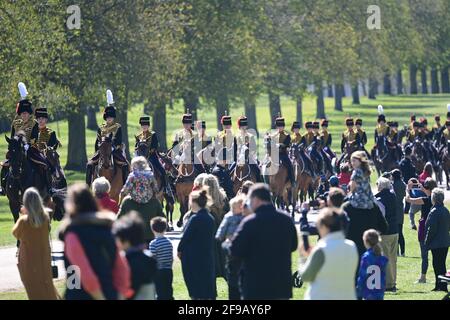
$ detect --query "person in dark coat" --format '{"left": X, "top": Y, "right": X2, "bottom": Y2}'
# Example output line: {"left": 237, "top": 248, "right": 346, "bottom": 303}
{"left": 178, "top": 187, "right": 217, "bottom": 300}
{"left": 424, "top": 188, "right": 450, "bottom": 292}
{"left": 211, "top": 149, "right": 235, "bottom": 200}
{"left": 399, "top": 146, "right": 417, "bottom": 215}
{"left": 375, "top": 177, "right": 399, "bottom": 291}
{"left": 230, "top": 183, "right": 298, "bottom": 300}
{"left": 343, "top": 201, "right": 388, "bottom": 257}
{"left": 391, "top": 169, "right": 406, "bottom": 256}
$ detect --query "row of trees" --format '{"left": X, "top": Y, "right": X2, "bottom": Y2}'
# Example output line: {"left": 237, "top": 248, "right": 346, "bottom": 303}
{"left": 0, "top": 0, "right": 449, "bottom": 170}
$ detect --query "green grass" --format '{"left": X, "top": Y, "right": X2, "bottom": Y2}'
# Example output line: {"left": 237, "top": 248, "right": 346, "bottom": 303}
{"left": 1, "top": 93, "right": 450, "bottom": 299}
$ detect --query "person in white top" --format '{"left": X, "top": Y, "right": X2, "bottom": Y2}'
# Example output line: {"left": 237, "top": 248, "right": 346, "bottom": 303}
{"left": 299, "top": 207, "right": 359, "bottom": 300}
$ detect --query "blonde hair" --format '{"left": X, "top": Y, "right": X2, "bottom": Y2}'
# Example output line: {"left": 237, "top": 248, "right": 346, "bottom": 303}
{"left": 92, "top": 177, "right": 111, "bottom": 196}
{"left": 193, "top": 174, "right": 226, "bottom": 209}
{"left": 131, "top": 156, "right": 150, "bottom": 172}
{"left": 230, "top": 195, "right": 245, "bottom": 212}
{"left": 363, "top": 229, "right": 383, "bottom": 256}
{"left": 23, "top": 188, "right": 49, "bottom": 228}
{"left": 351, "top": 151, "right": 371, "bottom": 177}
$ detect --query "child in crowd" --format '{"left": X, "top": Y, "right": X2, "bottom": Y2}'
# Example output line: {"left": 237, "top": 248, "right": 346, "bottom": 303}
{"left": 317, "top": 175, "right": 330, "bottom": 197}
{"left": 418, "top": 162, "right": 433, "bottom": 184}
{"left": 216, "top": 195, "right": 246, "bottom": 300}
{"left": 356, "top": 229, "right": 388, "bottom": 300}
{"left": 338, "top": 163, "right": 351, "bottom": 192}
{"left": 113, "top": 212, "right": 158, "bottom": 300}
{"left": 149, "top": 217, "right": 174, "bottom": 300}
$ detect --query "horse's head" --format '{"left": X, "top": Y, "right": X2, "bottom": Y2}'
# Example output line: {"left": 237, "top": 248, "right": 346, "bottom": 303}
{"left": 45, "top": 146, "right": 60, "bottom": 169}
{"left": 5, "top": 135, "right": 27, "bottom": 178}
{"left": 136, "top": 140, "right": 150, "bottom": 159}
{"left": 98, "top": 136, "right": 113, "bottom": 169}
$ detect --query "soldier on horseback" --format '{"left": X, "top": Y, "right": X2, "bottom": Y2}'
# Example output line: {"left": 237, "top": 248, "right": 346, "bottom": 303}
{"left": 340, "top": 118, "right": 360, "bottom": 155}
{"left": 406, "top": 120, "right": 420, "bottom": 144}
{"left": 173, "top": 112, "right": 205, "bottom": 174}
{"left": 134, "top": 116, "right": 167, "bottom": 189}
{"left": 432, "top": 115, "right": 443, "bottom": 144}
{"left": 86, "top": 90, "right": 129, "bottom": 186}
{"left": 215, "top": 114, "right": 237, "bottom": 169}
{"left": 268, "top": 117, "right": 296, "bottom": 188}
{"left": 419, "top": 117, "right": 438, "bottom": 165}
{"left": 1, "top": 83, "right": 52, "bottom": 195}
{"left": 193, "top": 120, "right": 213, "bottom": 172}
{"left": 439, "top": 120, "right": 450, "bottom": 156}
{"left": 374, "top": 105, "right": 389, "bottom": 158}
{"left": 355, "top": 118, "right": 370, "bottom": 157}
{"left": 230, "top": 116, "right": 262, "bottom": 182}
{"left": 295, "top": 121, "right": 316, "bottom": 176}
{"left": 388, "top": 121, "right": 403, "bottom": 162}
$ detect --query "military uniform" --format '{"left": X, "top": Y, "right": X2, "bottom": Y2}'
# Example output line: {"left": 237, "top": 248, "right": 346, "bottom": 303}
{"left": 1, "top": 87, "right": 51, "bottom": 194}
{"left": 86, "top": 93, "right": 129, "bottom": 186}
{"left": 269, "top": 117, "right": 295, "bottom": 186}
{"left": 438, "top": 123, "right": 450, "bottom": 156}
{"left": 230, "top": 116, "right": 262, "bottom": 182}
{"left": 341, "top": 121, "right": 359, "bottom": 153}
{"left": 291, "top": 121, "right": 303, "bottom": 145}
{"left": 215, "top": 115, "right": 237, "bottom": 167}
{"left": 135, "top": 116, "right": 167, "bottom": 187}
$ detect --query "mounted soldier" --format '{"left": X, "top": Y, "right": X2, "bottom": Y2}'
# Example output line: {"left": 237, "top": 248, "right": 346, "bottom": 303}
{"left": 215, "top": 114, "right": 237, "bottom": 169}
{"left": 387, "top": 121, "right": 402, "bottom": 162}
{"left": 355, "top": 118, "right": 370, "bottom": 158}
{"left": 1, "top": 82, "right": 51, "bottom": 195}
{"left": 439, "top": 120, "right": 450, "bottom": 156}
{"left": 134, "top": 116, "right": 167, "bottom": 189}
{"left": 267, "top": 117, "right": 295, "bottom": 188}
{"left": 432, "top": 114, "right": 442, "bottom": 144}
{"left": 437, "top": 105, "right": 450, "bottom": 145}
{"left": 338, "top": 118, "right": 360, "bottom": 167}
{"left": 374, "top": 105, "right": 389, "bottom": 158}
{"left": 291, "top": 121, "right": 302, "bottom": 144}
{"left": 86, "top": 90, "right": 129, "bottom": 186}
{"left": 193, "top": 120, "right": 214, "bottom": 173}
{"left": 230, "top": 116, "right": 262, "bottom": 182}
{"left": 297, "top": 121, "right": 316, "bottom": 176}
{"left": 406, "top": 120, "right": 421, "bottom": 144}
{"left": 310, "top": 121, "right": 324, "bottom": 175}
{"left": 419, "top": 117, "right": 438, "bottom": 165}
{"left": 409, "top": 114, "right": 416, "bottom": 131}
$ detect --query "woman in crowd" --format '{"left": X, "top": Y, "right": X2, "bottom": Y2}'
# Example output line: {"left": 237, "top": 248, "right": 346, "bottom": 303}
{"left": 118, "top": 156, "right": 164, "bottom": 245}
{"left": 391, "top": 169, "right": 406, "bottom": 257}
{"left": 58, "top": 183, "right": 131, "bottom": 300}
{"left": 12, "top": 188, "right": 60, "bottom": 300}
{"left": 300, "top": 208, "right": 359, "bottom": 300}
{"left": 424, "top": 188, "right": 450, "bottom": 292}
{"left": 349, "top": 151, "right": 374, "bottom": 210}
{"left": 178, "top": 187, "right": 216, "bottom": 300}
{"left": 92, "top": 177, "right": 119, "bottom": 214}
{"left": 375, "top": 177, "right": 399, "bottom": 292}
{"left": 405, "top": 177, "right": 437, "bottom": 284}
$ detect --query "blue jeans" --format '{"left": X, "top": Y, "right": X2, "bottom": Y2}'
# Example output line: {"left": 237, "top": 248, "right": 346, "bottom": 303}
{"left": 419, "top": 241, "right": 429, "bottom": 275}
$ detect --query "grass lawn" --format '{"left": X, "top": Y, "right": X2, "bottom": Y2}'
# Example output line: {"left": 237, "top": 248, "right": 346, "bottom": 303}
{"left": 0, "top": 93, "right": 449, "bottom": 299}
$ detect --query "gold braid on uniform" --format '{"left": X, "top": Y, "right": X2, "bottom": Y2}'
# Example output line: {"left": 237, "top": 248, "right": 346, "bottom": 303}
{"left": 100, "top": 123, "right": 121, "bottom": 138}
{"left": 37, "top": 127, "right": 53, "bottom": 151}
{"left": 13, "top": 117, "right": 37, "bottom": 145}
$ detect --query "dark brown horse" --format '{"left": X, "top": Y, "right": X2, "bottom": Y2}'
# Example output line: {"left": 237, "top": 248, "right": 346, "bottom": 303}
{"left": 231, "top": 145, "right": 258, "bottom": 195}
{"left": 371, "top": 136, "right": 399, "bottom": 176}
{"left": 92, "top": 138, "right": 124, "bottom": 202}
{"left": 290, "top": 144, "right": 314, "bottom": 208}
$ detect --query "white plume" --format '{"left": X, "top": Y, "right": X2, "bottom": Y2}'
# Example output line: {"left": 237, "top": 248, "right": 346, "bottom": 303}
{"left": 106, "top": 90, "right": 114, "bottom": 105}
{"left": 18, "top": 82, "right": 28, "bottom": 100}
{"left": 377, "top": 104, "right": 384, "bottom": 115}
{"left": 447, "top": 103, "right": 450, "bottom": 112}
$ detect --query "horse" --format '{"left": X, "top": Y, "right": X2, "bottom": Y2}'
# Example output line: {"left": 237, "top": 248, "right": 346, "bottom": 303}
{"left": 262, "top": 136, "right": 292, "bottom": 214}
{"left": 231, "top": 145, "right": 258, "bottom": 195}
{"left": 43, "top": 146, "right": 67, "bottom": 221}
{"left": 170, "top": 146, "right": 197, "bottom": 228}
{"left": 290, "top": 144, "right": 314, "bottom": 207}
{"left": 411, "top": 139, "right": 426, "bottom": 175}
{"left": 335, "top": 141, "right": 360, "bottom": 171}
{"left": 4, "top": 135, "right": 51, "bottom": 225}
{"left": 91, "top": 138, "right": 124, "bottom": 202}
{"left": 441, "top": 140, "right": 450, "bottom": 190}
{"left": 158, "top": 152, "right": 178, "bottom": 231}
{"left": 371, "top": 136, "right": 399, "bottom": 176}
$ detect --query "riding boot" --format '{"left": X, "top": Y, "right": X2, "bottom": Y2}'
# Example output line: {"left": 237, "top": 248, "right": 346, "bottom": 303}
{"left": 122, "top": 165, "right": 129, "bottom": 185}
{"left": 86, "top": 164, "right": 94, "bottom": 186}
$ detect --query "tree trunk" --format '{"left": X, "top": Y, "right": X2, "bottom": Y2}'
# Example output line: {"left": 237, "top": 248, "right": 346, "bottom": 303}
{"left": 316, "top": 84, "right": 325, "bottom": 119}
{"left": 215, "top": 94, "right": 229, "bottom": 130}
{"left": 327, "top": 84, "right": 333, "bottom": 97}
{"left": 244, "top": 98, "right": 258, "bottom": 134}
{"left": 409, "top": 64, "right": 418, "bottom": 94}
{"left": 183, "top": 91, "right": 199, "bottom": 122}
{"left": 65, "top": 109, "right": 87, "bottom": 171}
{"left": 383, "top": 73, "right": 391, "bottom": 95}
{"left": 268, "top": 91, "right": 282, "bottom": 129}
{"left": 86, "top": 106, "right": 98, "bottom": 130}
{"left": 431, "top": 67, "right": 440, "bottom": 93}
{"left": 296, "top": 95, "right": 303, "bottom": 126}
{"left": 352, "top": 84, "right": 360, "bottom": 104}
{"left": 441, "top": 66, "right": 450, "bottom": 93}
{"left": 362, "top": 81, "right": 367, "bottom": 96}
{"left": 396, "top": 69, "right": 403, "bottom": 94}
{"left": 368, "top": 78, "right": 377, "bottom": 99}
{"left": 334, "top": 83, "right": 344, "bottom": 111}
{"left": 421, "top": 66, "right": 428, "bottom": 94}
{"left": 152, "top": 100, "right": 167, "bottom": 150}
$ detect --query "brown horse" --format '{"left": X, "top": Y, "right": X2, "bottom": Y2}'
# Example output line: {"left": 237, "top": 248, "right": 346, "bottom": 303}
{"left": 290, "top": 144, "right": 314, "bottom": 208}
{"left": 93, "top": 139, "right": 124, "bottom": 202}
{"left": 263, "top": 150, "right": 291, "bottom": 213}
{"left": 411, "top": 140, "right": 426, "bottom": 175}
{"left": 231, "top": 145, "right": 257, "bottom": 194}
{"left": 371, "top": 136, "right": 399, "bottom": 176}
